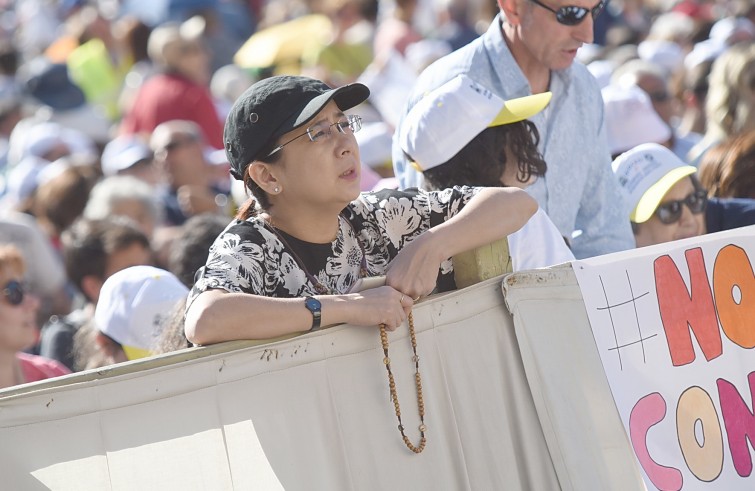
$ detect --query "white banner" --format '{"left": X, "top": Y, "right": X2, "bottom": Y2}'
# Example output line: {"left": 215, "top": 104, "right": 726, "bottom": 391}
{"left": 573, "top": 226, "right": 755, "bottom": 490}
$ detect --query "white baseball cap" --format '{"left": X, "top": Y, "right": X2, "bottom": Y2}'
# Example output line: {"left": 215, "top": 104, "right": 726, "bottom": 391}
{"left": 399, "top": 74, "right": 552, "bottom": 172}
{"left": 602, "top": 84, "right": 671, "bottom": 156}
{"left": 101, "top": 135, "right": 153, "bottom": 177}
{"left": 637, "top": 40, "right": 683, "bottom": 74}
{"left": 612, "top": 143, "right": 697, "bottom": 223}
{"left": 95, "top": 265, "right": 189, "bottom": 360}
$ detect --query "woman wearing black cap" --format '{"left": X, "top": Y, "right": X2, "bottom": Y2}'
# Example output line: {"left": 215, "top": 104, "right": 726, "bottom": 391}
{"left": 184, "top": 76, "right": 537, "bottom": 345}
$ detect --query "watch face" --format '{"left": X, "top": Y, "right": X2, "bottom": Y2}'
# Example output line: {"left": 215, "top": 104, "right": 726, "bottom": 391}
{"left": 305, "top": 297, "right": 321, "bottom": 312}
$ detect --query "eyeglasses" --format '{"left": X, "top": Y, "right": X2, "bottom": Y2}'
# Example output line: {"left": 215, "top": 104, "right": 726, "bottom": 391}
{"left": 163, "top": 135, "right": 200, "bottom": 153}
{"left": 655, "top": 190, "right": 707, "bottom": 225}
{"left": 267, "top": 115, "right": 362, "bottom": 157}
{"left": 529, "top": 0, "right": 606, "bottom": 26}
{"left": 647, "top": 90, "right": 671, "bottom": 103}
{"left": 1, "top": 280, "right": 26, "bottom": 306}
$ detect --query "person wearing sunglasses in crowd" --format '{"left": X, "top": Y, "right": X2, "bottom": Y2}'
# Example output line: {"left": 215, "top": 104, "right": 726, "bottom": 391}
{"left": 613, "top": 143, "right": 755, "bottom": 248}
{"left": 392, "top": 0, "right": 634, "bottom": 260}
{"left": 0, "top": 244, "right": 70, "bottom": 390}
{"left": 184, "top": 75, "right": 537, "bottom": 345}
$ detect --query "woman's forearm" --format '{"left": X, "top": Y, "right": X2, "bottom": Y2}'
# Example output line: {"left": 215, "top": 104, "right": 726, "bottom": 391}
{"left": 185, "top": 290, "right": 354, "bottom": 345}
{"left": 429, "top": 187, "right": 537, "bottom": 259}
{"left": 185, "top": 287, "right": 411, "bottom": 345}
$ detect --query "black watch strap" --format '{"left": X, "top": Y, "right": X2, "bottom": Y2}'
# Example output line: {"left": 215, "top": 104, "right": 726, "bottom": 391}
{"left": 304, "top": 296, "right": 322, "bottom": 331}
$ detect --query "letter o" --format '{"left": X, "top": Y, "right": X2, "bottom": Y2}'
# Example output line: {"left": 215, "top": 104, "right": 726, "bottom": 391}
{"left": 677, "top": 386, "right": 724, "bottom": 482}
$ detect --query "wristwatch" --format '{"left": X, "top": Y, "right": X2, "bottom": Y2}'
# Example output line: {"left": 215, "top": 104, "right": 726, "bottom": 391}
{"left": 304, "top": 296, "right": 322, "bottom": 331}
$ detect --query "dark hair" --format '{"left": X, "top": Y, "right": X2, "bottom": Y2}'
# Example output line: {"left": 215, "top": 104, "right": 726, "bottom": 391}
{"left": 62, "top": 217, "right": 151, "bottom": 302}
{"left": 121, "top": 17, "right": 152, "bottom": 64}
{"left": 235, "top": 144, "right": 283, "bottom": 220}
{"left": 152, "top": 297, "right": 190, "bottom": 354}
{"left": 31, "top": 163, "right": 99, "bottom": 236}
{"left": 168, "top": 213, "right": 229, "bottom": 287}
{"left": 698, "top": 130, "right": 755, "bottom": 199}
{"left": 422, "top": 120, "right": 546, "bottom": 190}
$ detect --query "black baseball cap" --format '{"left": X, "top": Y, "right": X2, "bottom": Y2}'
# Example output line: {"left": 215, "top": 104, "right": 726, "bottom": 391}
{"left": 224, "top": 75, "right": 370, "bottom": 180}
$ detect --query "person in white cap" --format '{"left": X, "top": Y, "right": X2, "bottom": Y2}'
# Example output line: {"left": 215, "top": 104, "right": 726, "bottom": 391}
{"left": 392, "top": 0, "right": 635, "bottom": 260}
{"left": 93, "top": 265, "right": 188, "bottom": 364}
{"left": 100, "top": 135, "right": 158, "bottom": 186}
{"left": 601, "top": 84, "right": 672, "bottom": 159}
{"left": 613, "top": 143, "right": 755, "bottom": 248}
{"left": 611, "top": 59, "right": 702, "bottom": 162}
{"left": 399, "top": 74, "right": 574, "bottom": 271}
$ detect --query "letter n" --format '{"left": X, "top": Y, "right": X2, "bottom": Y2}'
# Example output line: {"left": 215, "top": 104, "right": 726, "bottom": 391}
{"left": 655, "top": 248, "right": 721, "bottom": 366}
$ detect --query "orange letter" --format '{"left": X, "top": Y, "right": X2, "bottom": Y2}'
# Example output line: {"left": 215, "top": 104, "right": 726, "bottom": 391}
{"left": 655, "top": 248, "right": 721, "bottom": 366}
{"left": 713, "top": 245, "right": 755, "bottom": 348}
{"left": 676, "top": 386, "right": 724, "bottom": 482}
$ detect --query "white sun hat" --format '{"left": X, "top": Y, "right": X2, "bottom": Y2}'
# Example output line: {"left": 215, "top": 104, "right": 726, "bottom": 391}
{"left": 399, "top": 74, "right": 552, "bottom": 172}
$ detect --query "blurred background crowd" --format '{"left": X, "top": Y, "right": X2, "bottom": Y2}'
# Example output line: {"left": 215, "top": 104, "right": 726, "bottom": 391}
{"left": 0, "top": 0, "right": 753, "bottom": 388}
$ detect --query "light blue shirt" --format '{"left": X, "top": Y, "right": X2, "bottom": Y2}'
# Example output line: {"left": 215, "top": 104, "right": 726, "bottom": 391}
{"left": 392, "top": 15, "right": 635, "bottom": 259}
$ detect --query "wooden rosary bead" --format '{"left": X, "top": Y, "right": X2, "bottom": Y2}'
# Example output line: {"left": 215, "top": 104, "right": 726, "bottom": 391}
{"left": 379, "top": 313, "right": 426, "bottom": 453}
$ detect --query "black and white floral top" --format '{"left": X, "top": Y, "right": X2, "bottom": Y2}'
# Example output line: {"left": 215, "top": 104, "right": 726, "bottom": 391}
{"left": 187, "top": 186, "right": 480, "bottom": 306}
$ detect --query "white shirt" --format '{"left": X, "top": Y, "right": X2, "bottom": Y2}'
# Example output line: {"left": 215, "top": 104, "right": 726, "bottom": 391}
{"left": 509, "top": 208, "right": 575, "bottom": 271}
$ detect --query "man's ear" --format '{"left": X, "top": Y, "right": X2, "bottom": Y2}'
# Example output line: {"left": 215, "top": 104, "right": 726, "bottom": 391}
{"left": 499, "top": 0, "right": 522, "bottom": 26}
{"left": 247, "top": 162, "right": 280, "bottom": 194}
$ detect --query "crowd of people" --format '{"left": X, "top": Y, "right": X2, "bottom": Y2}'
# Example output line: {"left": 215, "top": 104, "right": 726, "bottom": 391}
{"left": 0, "top": 0, "right": 754, "bottom": 389}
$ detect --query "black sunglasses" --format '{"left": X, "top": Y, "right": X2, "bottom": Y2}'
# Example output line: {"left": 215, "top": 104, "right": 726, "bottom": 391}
{"left": 655, "top": 190, "right": 707, "bottom": 225}
{"left": 1, "top": 280, "right": 26, "bottom": 306}
{"left": 530, "top": 0, "right": 607, "bottom": 26}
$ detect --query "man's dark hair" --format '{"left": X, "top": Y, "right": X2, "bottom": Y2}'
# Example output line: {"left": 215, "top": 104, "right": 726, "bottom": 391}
{"left": 62, "top": 217, "right": 151, "bottom": 302}
{"left": 422, "top": 120, "right": 547, "bottom": 190}
{"left": 168, "top": 213, "right": 229, "bottom": 287}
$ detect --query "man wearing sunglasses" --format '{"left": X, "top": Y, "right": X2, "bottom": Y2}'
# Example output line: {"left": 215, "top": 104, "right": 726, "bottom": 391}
{"left": 613, "top": 143, "right": 755, "bottom": 248}
{"left": 393, "top": 0, "right": 634, "bottom": 260}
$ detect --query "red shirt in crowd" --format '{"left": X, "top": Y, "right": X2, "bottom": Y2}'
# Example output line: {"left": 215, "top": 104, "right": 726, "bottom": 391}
{"left": 120, "top": 72, "right": 224, "bottom": 149}
{"left": 17, "top": 352, "right": 71, "bottom": 383}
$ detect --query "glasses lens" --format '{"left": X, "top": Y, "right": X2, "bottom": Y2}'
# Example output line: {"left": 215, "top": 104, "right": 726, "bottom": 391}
{"left": 656, "top": 201, "right": 683, "bottom": 224}
{"left": 350, "top": 115, "right": 362, "bottom": 133}
{"left": 2, "top": 280, "right": 24, "bottom": 306}
{"left": 555, "top": 0, "right": 604, "bottom": 25}
{"left": 591, "top": 0, "right": 606, "bottom": 18}
{"left": 656, "top": 190, "right": 708, "bottom": 224}
{"left": 340, "top": 115, "right": 361, "bottom": 134}
{"left": 307, "top": 123, "right": 330, "bottom": 142}
{"left": 557, "top": 6, "right": 589, "bottom": 25}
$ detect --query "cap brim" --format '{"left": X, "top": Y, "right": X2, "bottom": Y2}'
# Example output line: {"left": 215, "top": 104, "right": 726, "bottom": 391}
{"left": 123, "top": 345, "right": 152, "bottom": 361}
{"left": 632, "top": 166, "right": 697, "bottom": 223}
{"left": 294, "top": 83, "right": 370, "bottom": 129}
{"left": 489, "top": 92, "right": 552, "bottom": 127}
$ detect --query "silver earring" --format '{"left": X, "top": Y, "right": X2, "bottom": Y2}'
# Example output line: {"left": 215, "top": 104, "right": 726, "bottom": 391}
{"left": 274, "top": 186, "right": 280, "bottom": 193}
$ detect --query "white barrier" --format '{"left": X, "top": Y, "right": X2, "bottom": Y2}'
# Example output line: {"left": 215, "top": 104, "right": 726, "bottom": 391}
{"left": 10, "top": 225, "right": 753, "bottom": 490}
{"left": 0, "top": 276, "right": 560, "bottom": 490}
